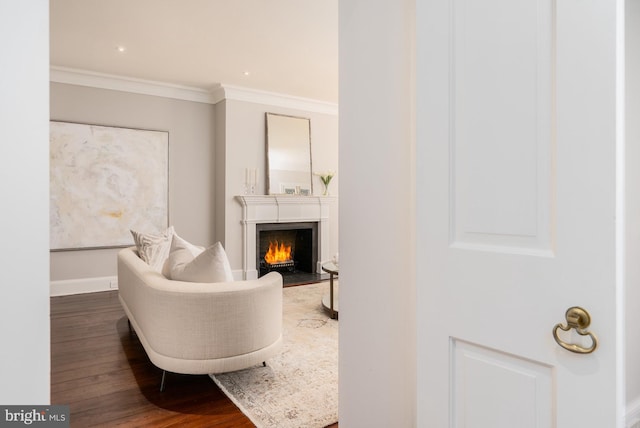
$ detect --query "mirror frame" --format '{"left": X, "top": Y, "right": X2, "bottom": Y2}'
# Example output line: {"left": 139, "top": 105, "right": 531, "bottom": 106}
{"left": 265, "top": 112, "right": 313, "bottom": 195}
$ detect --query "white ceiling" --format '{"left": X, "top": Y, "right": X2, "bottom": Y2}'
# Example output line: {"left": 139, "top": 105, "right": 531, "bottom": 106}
{"left": 50, "top": 0, "right": 338, "bottom": 103}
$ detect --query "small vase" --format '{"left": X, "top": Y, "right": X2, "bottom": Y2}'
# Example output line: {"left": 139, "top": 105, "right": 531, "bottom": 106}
{"left": 322, "top": 184, "right": 329, "bottom": 196}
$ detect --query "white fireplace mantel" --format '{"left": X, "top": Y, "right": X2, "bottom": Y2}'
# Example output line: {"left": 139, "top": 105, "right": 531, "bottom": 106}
{"left": 235, "top": 195, "right": 334, "bottom": 279}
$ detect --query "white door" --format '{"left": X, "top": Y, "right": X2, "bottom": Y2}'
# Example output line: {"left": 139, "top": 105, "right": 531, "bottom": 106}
{"left": 416, "top": 0, "right": 624, "bottom": 426}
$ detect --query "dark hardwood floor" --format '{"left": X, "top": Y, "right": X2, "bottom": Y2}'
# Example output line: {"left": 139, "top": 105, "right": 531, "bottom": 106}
{"left": 51, "top": 290, "right": 339, "bottom": 427}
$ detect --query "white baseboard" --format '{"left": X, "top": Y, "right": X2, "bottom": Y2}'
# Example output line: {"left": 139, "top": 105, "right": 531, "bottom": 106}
{"left": 628, "top": 396, "right": 640, "bottom": 428}
{"left": 50, "top": 276, "right": 118, "bottom": 297}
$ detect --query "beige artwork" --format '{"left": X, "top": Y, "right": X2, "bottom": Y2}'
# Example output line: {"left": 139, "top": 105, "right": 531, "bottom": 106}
{"left": 50, "top": 121, "right": 168, "bottom": 250}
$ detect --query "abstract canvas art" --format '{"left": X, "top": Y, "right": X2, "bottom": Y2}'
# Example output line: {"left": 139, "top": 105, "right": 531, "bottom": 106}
{"left": 50, "top": 121, "right": 169, "bottom": 250}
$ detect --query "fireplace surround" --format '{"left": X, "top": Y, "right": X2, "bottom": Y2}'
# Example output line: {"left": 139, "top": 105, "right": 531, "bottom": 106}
{"left": 236, "top": 195, "right": 332, "bottom": 280}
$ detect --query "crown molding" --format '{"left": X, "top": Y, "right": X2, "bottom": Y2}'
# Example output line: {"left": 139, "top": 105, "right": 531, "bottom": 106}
{"left": 50, "top": 66, "right": 215, "bottom": 104}
{"left": 213, "top": 84, "right": 338, "bottom": 115}
{"left": 50, "top": 66, "right": 338, "bottom": 115}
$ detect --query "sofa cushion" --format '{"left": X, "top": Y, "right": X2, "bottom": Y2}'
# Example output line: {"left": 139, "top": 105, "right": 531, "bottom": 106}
{"left": 130, "top": 226, "right": 175, "bottom": 272}
{"left": 166, "top": 236, "right": 234, "bottom": 283}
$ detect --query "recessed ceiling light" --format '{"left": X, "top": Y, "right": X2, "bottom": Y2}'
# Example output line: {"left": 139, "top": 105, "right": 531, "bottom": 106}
{"left": 116, "top": 46, "right": 126, "bottom": 53}
{"left": 243, "top": 71, "right": 250, "bottom": 76}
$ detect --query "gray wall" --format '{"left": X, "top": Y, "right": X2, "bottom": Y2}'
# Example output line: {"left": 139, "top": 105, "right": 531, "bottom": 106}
{"left": 50, "top": 83, "right": 216, "bottom": 282}
{"left": 50, "top": 83, "right": 339, "bottom": 286}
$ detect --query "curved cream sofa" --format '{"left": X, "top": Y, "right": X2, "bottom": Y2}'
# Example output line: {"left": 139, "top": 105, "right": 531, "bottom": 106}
{"left": 117, "top": 247, "right": 283, "bottom": 384}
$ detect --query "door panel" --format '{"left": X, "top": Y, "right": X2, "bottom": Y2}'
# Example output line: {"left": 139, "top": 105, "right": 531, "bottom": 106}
{"left": 452, "top": 340, "right": 553, "bottom": 428}
{"left": 451, "top": 0, "right": 553, "bottom": 254}
{"left": 416, "top": 0, "right": 623, "bottom": 426}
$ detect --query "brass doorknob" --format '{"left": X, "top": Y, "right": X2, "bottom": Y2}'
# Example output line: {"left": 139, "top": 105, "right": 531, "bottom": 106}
{"left": 552, "top": 306, "right": 598, "bottom": 354}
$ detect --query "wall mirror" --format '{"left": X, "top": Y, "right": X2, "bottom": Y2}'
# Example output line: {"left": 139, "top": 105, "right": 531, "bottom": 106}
{"left": 266, "top": 113, "right": 313, "bottom": 195}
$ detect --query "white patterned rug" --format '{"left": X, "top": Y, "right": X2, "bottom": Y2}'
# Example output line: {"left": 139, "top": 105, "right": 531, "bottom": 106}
{"left": 210, "top": 281, "right": 339, "bottom": 428}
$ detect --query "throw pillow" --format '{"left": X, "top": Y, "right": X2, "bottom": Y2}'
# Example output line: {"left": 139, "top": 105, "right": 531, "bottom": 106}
{"left": 173, "top": 234, "right": 205, "bottom": 258}
{"left": 130, "top": 226, "right": 175, "bottom": 272}
{"left": 166, "top": 238, "right": 234, "bottom": 283}
{"left": 160, "top": 234, "right": 205, "bottom": 277}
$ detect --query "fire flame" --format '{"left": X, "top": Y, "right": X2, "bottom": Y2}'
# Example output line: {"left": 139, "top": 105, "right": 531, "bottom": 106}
{"left": 264, "top": 240, "right": 292, "bottom": 264}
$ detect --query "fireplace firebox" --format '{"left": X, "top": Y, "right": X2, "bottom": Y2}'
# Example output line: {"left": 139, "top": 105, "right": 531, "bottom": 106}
{"left": 256, "top": 222, "right": 318, "bottom": 278}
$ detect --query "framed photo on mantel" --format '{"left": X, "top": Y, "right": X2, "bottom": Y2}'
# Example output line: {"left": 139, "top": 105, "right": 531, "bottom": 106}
{"left": 49, "top": 121, "right": 169, "bottom": 251}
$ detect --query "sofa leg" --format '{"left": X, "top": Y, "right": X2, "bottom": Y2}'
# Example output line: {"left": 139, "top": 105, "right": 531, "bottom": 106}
{"left": 160, "top": 370, "right": 166, "bottom": 392}
{"left": 263, "top": 361, "right": 267, "bottom": 367}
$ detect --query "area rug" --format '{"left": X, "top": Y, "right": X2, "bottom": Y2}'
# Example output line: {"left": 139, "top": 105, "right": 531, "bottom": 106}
{"left": 210, "top": 281, "right": 338, "bottom": 428}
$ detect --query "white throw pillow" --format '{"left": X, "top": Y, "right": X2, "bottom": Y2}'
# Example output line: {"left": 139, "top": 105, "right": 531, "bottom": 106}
{"left": 173, "top": 234, "right": 205, "bottom": 258}
{"left": 130, "top": 226, "right": 175, "bottom": 272}
{"left": 166, "top": 238, "right": 234, "bottom": 283}
{"left": 160, "top": 234, "right": 205, "bottom": 277}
